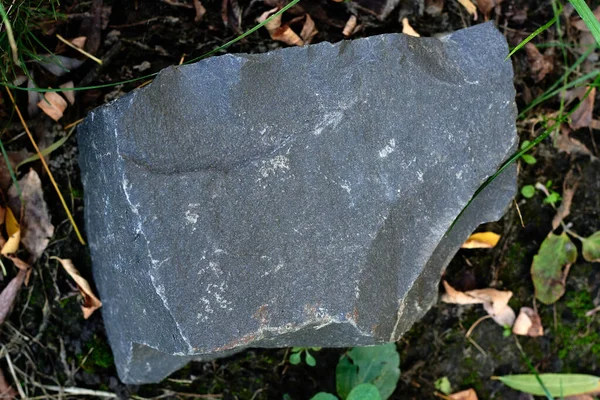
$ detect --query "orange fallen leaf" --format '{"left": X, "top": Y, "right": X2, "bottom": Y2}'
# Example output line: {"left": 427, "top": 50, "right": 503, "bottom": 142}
{"left": 8, "top": 170, "right": 55, "bottom": 261}
{"left": 0, "top": 269, "right": 27, "bottom": 325}
{"left": 37, "top": 92, "right": 68, "bottom": 121}
{"left": 442, "top": 281, "right": 515, "bottom": 326}
{"left": 512, "top": 307, "right": 543, "bottom": 337}
{"left": 193, "top": 0, "right": 206, "bottom": 22}
{"left": 450, "top": 388, "right": 478, "bottom": 400}
{"left": 52, "top": 257, "right": 102, "bottom": 319}
{"left": 70, "top": 36, "right": 87, "bottom": 49}
{"left": 299, "top": 14, "right": 318, "bottom": 44}
{"left": 461, "top": 232, "right": 501, "bottom": 249}
{"left": 401, "top": 18, "right": 420, "bottom": 37}
{"left": 457, "top": 0, "right": 478, "bottom": 19}
{"left": 257, "top": 8, "right": 304, "bottom": 47}
{"left": 343, "top": 15, "right": 358, "bottom": 37}
{"left": 59, "top": 81, "right": 75, "bottom": 105}
{"left": 1, "top": 208, "right": 20, "bottom": 256}
{"left": 475, "top": 0, "right": 503, "bottom": 19}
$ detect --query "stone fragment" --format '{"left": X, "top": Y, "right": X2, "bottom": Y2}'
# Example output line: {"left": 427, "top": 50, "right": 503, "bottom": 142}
{"left": 77, "top": 22, "right": 517, "bottom": 384}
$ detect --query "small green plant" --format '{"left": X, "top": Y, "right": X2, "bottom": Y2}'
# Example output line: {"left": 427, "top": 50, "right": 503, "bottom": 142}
{"left": 310, "top": 343, "right": 400, "bottom": 400}
{"left": 434, "top": 377, "right": 452, "bottom": 395}
{"left": 494, "top": 373, "right": 600, "bottom": 397}
{"left": 519, "top": 181, "right": 561, "bottom": 206}
{"left": 520, "top": 185, "right": 535, "bottom": 199}
{"left": 520, "top": 141, "right": 537, "bottom": 165}
{"left": 289, "top": 347, "right": 321, "bottom": 367}
{"left": 502, "top": 324, "right": 512, "bottom": 337}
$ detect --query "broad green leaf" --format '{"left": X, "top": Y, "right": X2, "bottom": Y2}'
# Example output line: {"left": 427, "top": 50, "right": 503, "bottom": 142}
{"left": 16, "top": 127, "right": 76, "bottom": 170}
{"left": 347, "top": 384, "right": 381, "bottom": 400}
{"left": 336, "top": 344, "right": 400, "bottom": 400}
{"left": 520, "top": 140, "right": 531, "bottom": 150}
{"left": 310, "top": 393, "right": 338, "bottom": 400}
{"left": 289, "top": 351, "right": 301, "bottom": 365}
{"left": 434, "top": 377, "right": 452, "bottom": 395}
{"left": 497, "top": 373, "right": 600, "bottom": 396}
{"left": 582, "top": 231, "right": 600, "bottom": 262}
{"left": 532, "top": 233, "right": 578, "bottom": 304}
{"left": 305, "top": 351, "right": 317, "bottom": 367}
{"left": 521, "top": 185, "right": 535, "bottom": 198}
{"left": 521, "top": 154, "right": 537, "bottom": 165}
{"left": 291, "top": 347, "right": 303, "bottom": 352}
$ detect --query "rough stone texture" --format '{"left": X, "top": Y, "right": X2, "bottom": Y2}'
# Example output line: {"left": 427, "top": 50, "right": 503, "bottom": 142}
{"left": 78, "top": 22, "right": 518, "bottom": 384}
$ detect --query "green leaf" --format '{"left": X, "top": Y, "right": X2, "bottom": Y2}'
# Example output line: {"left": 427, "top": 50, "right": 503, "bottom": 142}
{"left": 497, "top": 374, "right": 600, "bottom": 396}
{"left": 532, "top": 232, "right": 578, "bottom": 304}
{"left": 336, "top": 344, "right": 400, "bottom": 400}
{"left": 16, "top": 127, "right": 76, "bottom": 170}
{"left": 291, "top": 347, "right": 303, "bottom": 353}
{"left": 544, "top": 192, "right": 561, "bottom": 206}
{"left": 305, "top": 351, "right": 317, "bottom": 367}
{"left": 347, "top": 384, "right": 382, "bottom": 400}
{"left": 521, "top": 185, "right": 535, "bottom": 198}
{"left": 311, "top": 393, "right": 339, "bottom": 400}
{"left": 289, "top": 352, "right": 302, "bottom": 365}
{"left": 434, "top": 377, "right": 452, "bottom": 395}
{"left": 506, "top": 3, "right": 562, "bottom": 60}
{"left": 520, "top": 140, "right": 531, "bottom": 150}
{"left": 521, "top": 154, "right": 537, "bottom": 165}
{"left": 569, "top": 0, "right": 600, "bottom": 47}
{"left": 582, "top": 231, "right": 600, "bottom": 262}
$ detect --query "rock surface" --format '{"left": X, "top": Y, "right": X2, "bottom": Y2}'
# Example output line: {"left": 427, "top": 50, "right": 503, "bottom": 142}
{"left": 78, "top": 22, "right": 517, "bottom": 384}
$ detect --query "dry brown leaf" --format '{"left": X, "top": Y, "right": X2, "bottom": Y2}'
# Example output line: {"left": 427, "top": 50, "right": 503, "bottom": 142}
{"left": 442, "top": 281, "right": 516, "bottom": 326}
{"left": 512, "top": 307, "right": 543, "bottom": 336}
{"left": 570, "top": 86, "right": 596, "bottom": 129}
{"left": 37, "top": 92, "right": 68, "bottom": 121}
{"left": 299, "top": 14, "right": 318, "bottom": 44}
{"left": 0, "top": 368, "right": 17, "bottom": 399}
{"left": 59, "top": 81, "right": 75, "bottom": 105}
{"left": 70, "top": 36, "right": 87, "bottom": 49}
{"left": 401, "top": 18, "right": 420, "bottom": 37}
{"left": 0, "top": 269, "right": 27, "bottom": 325}
{"left": 450, "top": 389, "right": 478, "bottom": 400}
{"left": 8, "top": 170, "right": 55, "bottom": 261}
{"left": 552, "top": 173, "right": 579, "bottom": 230}
{"left": 52, "top": 257, "right": 102, "bottom": 319}
{"left": 525, "top": 43, "right": 553, "bottom": 82}
{"left": 457, "top": 0, "right": 478, "bottom": 19}
{"left": 7, "top": 256, "right": 30, "bottom": 272}
{"left": 461, "top": 232, "right": 501, "bottom": 249}
{"left": 556, "top": 129, "right": 596, "bottom": 159}
{"left": 590, "top": 120, "right": 600, "bottom": 130}
{"left": 257, "top": 8, "right": 304, "bottom": 46}
{"left": 476, "top": 0, "right": 503, "bottom": 18}
{"left": 343, "top": 15, "right": 358, "bottom": 37}
{"left": 1, "top": 208, "right": 20, "bottom": 256}
{"left": 193, "top": 0, "right": 207, "bottom": 22}
{"left": 572, "top": 6, "right": 600, "bottom": 31}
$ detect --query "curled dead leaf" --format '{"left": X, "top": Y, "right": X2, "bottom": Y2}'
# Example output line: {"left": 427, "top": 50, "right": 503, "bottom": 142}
{"left": 0, "top": 269, "right": 27, "bottom": 325}
{"left": 512, "top": 307, "right": 543, "bottom": 337}
{"left": 59, "top": 81, "right": 75, "bottom": 105}
{"left": 52, "top": 257, "right": 102, "bottom": 319}
{"left": 552, "top": 172, "right": 579, "bottom": 230}
{"left": 193, "top": 0, "right": 207, "bottom": 22}
{"left": 442, "top": 281, "right": 515, "bottom": 326}
{"left": 1, "top": 208, "right": 20, "bottom": 256}
{"left": 70, "top": 36, "right": 87, "bottom": 49}
{"left": 8, "top": 170, "right": 55, "bottom": 261}
{"left": 476, "top": 0, "right": 503, "bottom": 19}
{"left": 299, "top": 14, "right": 318, "bottom": 44}
{"left": 401, "top": 18, "right": 420, "bottom": 37}
{"left": 457, "top": 0, "right": 478, "bottom": 19}
{"left": 343, "top": 15, "right": 358, "bottom": 37}
{"left": 449, "top": 389, "right": 478, "bottom": 400}
{"left": 461, "top": 232, "right": 501, "bottom": 249}
{"left": 37, "top": 92, "right": 68, "bottom": 121}
{"left": 257, "top": 7, "right": 304, "bottom": 47}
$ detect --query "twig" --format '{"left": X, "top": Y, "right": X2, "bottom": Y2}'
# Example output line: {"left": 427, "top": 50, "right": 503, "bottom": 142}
{"left": 4, "top": 351, "right": 26, "bottom": 399}
{"left": 586, "top": 305, "right": 600, "bottom": 317}
{"left": 56, "top": 34, "right": 102, "bottom": 65}
{"left": 4, "top": 88, "right": 86, "bottom": 245}
{"left": 31, "top": 383, "right": 117, "bottom": 398}
{"left": 465, "top": 315, "right": 492, "bottom": 338}
{"left": 513, "top": 199, "right": 525, "bottom": 228}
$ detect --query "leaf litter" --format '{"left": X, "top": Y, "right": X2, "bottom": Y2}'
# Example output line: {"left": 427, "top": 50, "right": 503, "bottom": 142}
{"left": 52, "top": 257, "right": 102, "bottom": 319}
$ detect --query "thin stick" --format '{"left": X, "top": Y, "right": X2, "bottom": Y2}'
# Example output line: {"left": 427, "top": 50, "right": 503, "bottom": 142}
{"left": 513, "top": 199, "right": 525, "bottom": 228}
{"left": 4, "top": 352, "right": 26, "bottom": 399}
{"left": 5, "top": 88, "right": 86, "bottom": 245}
{"left": 33, "top": 384, "right": 117, "bottom": 398}
{"left": 0, "top": 2, "right": 20, "bottom": 66}
{"left": 466, "top": 314, "right": 492, "bottom": 338}
{"left": 63, "top": 118, "right": 84, "bottom": 130}
{"left": 55, "top": 34, "right": 103, "bottom": 65}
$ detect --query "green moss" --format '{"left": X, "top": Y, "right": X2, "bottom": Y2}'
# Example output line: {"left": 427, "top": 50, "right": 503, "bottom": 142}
{"left": 459, "top": 357, "right": 483, "bottom": 392}
{"left": 78, "top": 336, "right": 114, "bottom": 372}
{"left": 555, "top": 289, "right": 600, "bottom": 361}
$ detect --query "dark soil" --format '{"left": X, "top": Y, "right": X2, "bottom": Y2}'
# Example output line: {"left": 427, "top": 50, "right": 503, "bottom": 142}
{"left": 1, "top": 0, "right": 599, "bottom": 399}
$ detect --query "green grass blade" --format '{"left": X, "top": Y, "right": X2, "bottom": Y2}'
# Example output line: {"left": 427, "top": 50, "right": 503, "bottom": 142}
{"left": 569, "top": 0, "right": 600, "bottom": 46}
{"left": 16, "top": 126, "right": 76, "bottom": 170}
{"left": 506, "top": 3, "right": 562, "bottom": 60}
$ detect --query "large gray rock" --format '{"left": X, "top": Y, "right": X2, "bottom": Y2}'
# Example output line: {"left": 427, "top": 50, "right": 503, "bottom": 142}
{"left": 78, "top": 22, "right": 517, "bottom": 384}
